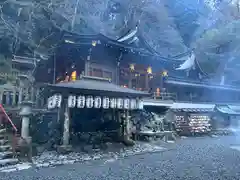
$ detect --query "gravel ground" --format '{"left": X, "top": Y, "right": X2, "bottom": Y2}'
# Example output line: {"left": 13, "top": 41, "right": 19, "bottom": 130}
{"left": 1, "top": 135, "right": 240, "bottom": 180}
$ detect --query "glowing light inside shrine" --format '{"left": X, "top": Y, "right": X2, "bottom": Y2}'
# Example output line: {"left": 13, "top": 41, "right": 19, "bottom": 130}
{"left": 92, "top": 40, "right": 97, "bottom": 47}
{"left": 71, "top": 71, "right": 77, "bottom": 81}
{"left": 162, "top": 70, "right": 168, "bottom": 77}
{"left": 147, "top": 66, "right": 152, "bottom": 74}
{"left": 129, "top": 64, "right": 135, "bottom": 71}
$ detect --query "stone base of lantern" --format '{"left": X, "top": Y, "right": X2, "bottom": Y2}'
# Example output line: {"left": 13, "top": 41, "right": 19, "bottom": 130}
{"left": 122, "top": 136, "right": 135, "bottom": 146}
{"left": 162, "top": 131, "right": 176, "bottom": 142}
{"left": 17, "top": 136, "right": 33, "bottom": 162}
{"left": 57, "top": 145, "right": 72, "bottom": 154}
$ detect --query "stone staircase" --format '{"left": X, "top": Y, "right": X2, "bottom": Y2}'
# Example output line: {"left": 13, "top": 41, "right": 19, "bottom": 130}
{"left": 0, "top": 126, "right": 18, "bottom": 167}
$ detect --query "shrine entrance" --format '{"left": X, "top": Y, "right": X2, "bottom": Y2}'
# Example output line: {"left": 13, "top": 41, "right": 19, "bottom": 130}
{"left": 70, "top": 108, "right": 121, "bottom": 148}
{"left": 45, "top": 76, "right": 149, "bottom": 151}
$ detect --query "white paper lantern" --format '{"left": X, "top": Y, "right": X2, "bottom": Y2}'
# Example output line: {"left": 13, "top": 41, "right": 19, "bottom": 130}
{"left": 130, "top": 99, "right": 137, "bottom": 109}
{"left": 68, "top": 95, "right": 76, "bottom": 108}
{"left": 54, "top": 94, "right": 62, "bottom": 108}
{"left": 86, "top": 96, "right": 94, "bottom": 108}
{"left": 110, "top": 98, "right": 117, "bottom": 108}
{"left": 123, "top": 98, "right": 130, "bottom": 109}
{"left": 77, "top": 96, "right": 85, "bottom": 108}
{"left": 117, "top": 98, "right": 123, "bottom": 109}
{"left": 94, "top": 96, "right": 102, "bottom": 108}
{"left": 47, "top": 96, "right": 55, "bottom": 109}
{"left": 102, "top": 97, "right": 110, "bottom": 109}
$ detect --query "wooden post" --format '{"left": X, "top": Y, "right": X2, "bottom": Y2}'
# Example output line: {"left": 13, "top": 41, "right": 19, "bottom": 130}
{"left": 128, "top": 72, "right": 132, "bottom": 89}
{"left": 116, "top": 110, "right": 120, "bottom": 138}
{"left": 84, "top": 60, "right": 89, "bottom": 76}
{"left": 0, "top": 92, "right": 2, "bottom": 105}
{"left": 57, "top": 108, "right": 61, "bottom": 123}
{"left": 40, "top": 97, "right": 44, "bottom": 108}
{"left": 123, "top": 110, "right": 134, "bottom": 146}
{"left": 112, "top": 109, "right": 115, "bottom": 122}
{"left": 18, "top": 88, "right": 23, "bottom": 105}
{"left": 31, "top": 87, "right": 35, "bottom": 102}
{"left": 116, "top": 52, "right": 122, "bottom": 85}
{"left": 145, "top": 74, "right": 149, "bottom": 90}
{"left": 12, "top": 90, "right": 16, "bottom": 106}
{"left": 57, "top": 100, "right": 72, "bottom": 153}
{"left": 35, "top": 88, "right": 40, "bottom": 108}
{"left": 63, "top": 104, "right": 70, "bottom": 146}
{"left": 125, "top": 110, "right": 130, "bottom": 138}
{"left": 25, "top": 88, "right": 30, "bottom": 101}
{"left": 5, "top": 91, "right": 10, "bottom": 106}
{"left": 116, "top": 110, "right": 122, "bottom": 141}
{"left": 116, "top": 63, "right": 119, "bottom": 85}
{"left": 85, "top": 48, "right": 92, "bottom": 76}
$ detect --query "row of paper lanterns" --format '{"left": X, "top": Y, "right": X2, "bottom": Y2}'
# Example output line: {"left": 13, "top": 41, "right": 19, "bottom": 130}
{"left": 47, "top": 94, "right": 143, "bottom": 110}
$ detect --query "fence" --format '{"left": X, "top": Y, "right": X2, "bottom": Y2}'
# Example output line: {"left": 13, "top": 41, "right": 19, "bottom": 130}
{"left": 152, "top": 92, "right": 177, "bottom": 101}
{"left": 0, "top": 86, "right": 46, "bottom": 109}
{"left": 152, "top": 91, "right": 240, "bottom": 104}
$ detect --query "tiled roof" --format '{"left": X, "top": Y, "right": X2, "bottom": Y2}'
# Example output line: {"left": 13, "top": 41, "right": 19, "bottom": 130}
{"left": 47, "top": 79, "right": 149, "bottom": 97}
{"left": 172, "top": 108, "right": 213, "bottom": 113}
{"left": 215, "top": 105, "right": 240, "bottom": 115}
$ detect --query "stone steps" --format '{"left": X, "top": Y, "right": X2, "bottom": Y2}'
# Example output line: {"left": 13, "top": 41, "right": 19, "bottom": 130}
{"left": 0, "top": 126, "right": 19, "bottom": 168}
{"left": 0, "top": 139, "right": 8, "bottom": 145}
{"left": 0, "top": 145, "right": 12, "bottom": 152}
{"left": 0, "top": 129, "right": 6, "bottom": 134}
{"left": 0, "top": 151, "right": 14, "bottom": 159}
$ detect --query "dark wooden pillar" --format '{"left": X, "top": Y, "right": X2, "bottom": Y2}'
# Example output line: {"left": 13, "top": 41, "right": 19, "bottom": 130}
{"left": 85, "top": 48, "right": 92, "bottom": 76}
{"left": 63, "top": 103, "right": 70, "bottom": 146}
{"left": 116, "top": 110, "right": 122, "bottom": 141}
{"left": 116, "top": 52, "right": 122, "bottom": 85}
{"left": 128, "top": 73, "right": 133, "bottom": 89}
{"left": 58, "top": 97, "right": 72, "bottom": 153}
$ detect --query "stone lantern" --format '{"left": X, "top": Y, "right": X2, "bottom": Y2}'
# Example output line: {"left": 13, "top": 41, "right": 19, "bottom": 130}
{"left": 19, "top": 101, "right": 33, "bottom": 143}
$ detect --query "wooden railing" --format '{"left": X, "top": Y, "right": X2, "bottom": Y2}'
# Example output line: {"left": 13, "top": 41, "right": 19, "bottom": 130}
{"left": 152, "top": 92, "right": 177, "bottom": 101}
{"left": 0, "top": 86, "right": 46, "bottom": 109}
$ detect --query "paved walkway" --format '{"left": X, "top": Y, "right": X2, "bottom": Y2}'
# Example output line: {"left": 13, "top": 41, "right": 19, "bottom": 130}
{"left": 1, "top": 135, "right": 240, "bottom": 180}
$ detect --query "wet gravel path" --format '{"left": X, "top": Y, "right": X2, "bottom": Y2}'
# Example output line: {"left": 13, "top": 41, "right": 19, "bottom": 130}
{"left": 1, "top": 135, "right": 240, "bottom": 180}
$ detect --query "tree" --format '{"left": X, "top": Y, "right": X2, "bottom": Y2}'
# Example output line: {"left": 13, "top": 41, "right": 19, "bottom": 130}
{"left": 192, "top": 0, "right": 240, "bottom": 83}
{"left": 43, "top": 0, "right": 187, "bottom": 57}
{"left": 0, "top": 0, "right": 62, "bottom": 58}
{"left": 164, "top": 0, "right": 210, "bottom": 46}
{"left": 0, "top": 0, "right": 188, "bottom": 58}
{"left": 138, "top": 0, "right": 187, "bottom": 57}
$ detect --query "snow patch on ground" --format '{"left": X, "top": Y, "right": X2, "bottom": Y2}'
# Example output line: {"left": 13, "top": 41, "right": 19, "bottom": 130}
{"left": 0, "top": 163, "right": 31, "bottom": 172}
{"left": 0, "top": 143, "right": 167, "bottom": 173}
{"left": 104, "top": 158, "right": 117, "bottom": 163}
